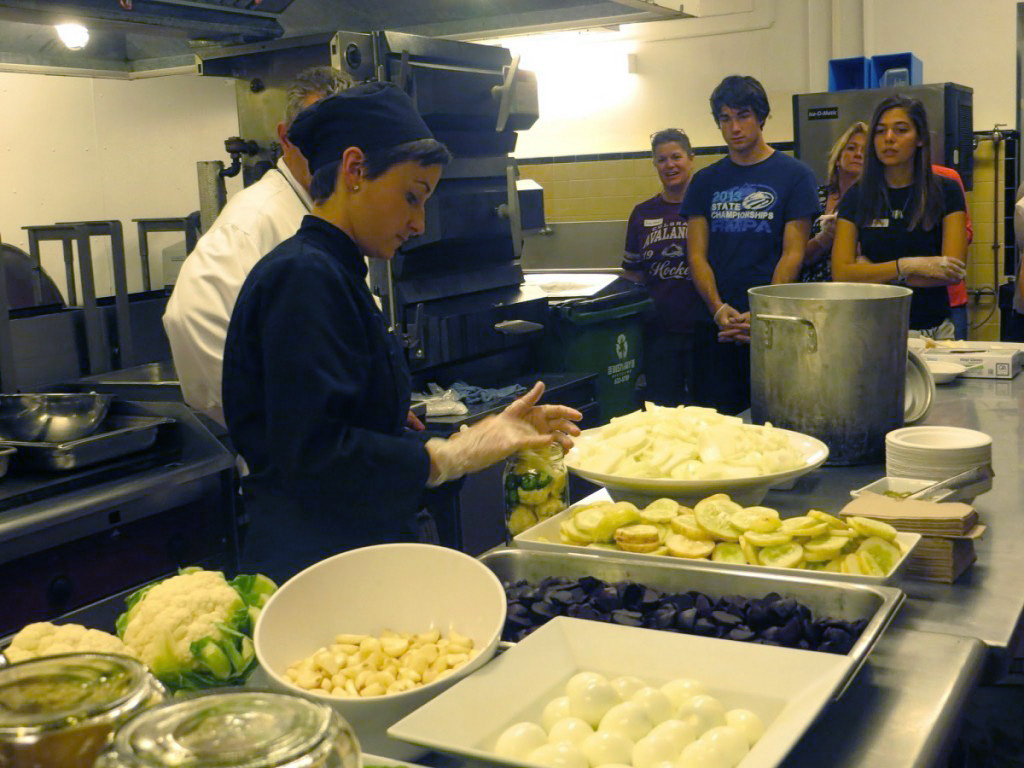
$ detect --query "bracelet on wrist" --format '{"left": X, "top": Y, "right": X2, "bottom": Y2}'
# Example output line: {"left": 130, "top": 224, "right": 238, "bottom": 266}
{"left": 895, "top": 258, "right": 907, "bottom": 285}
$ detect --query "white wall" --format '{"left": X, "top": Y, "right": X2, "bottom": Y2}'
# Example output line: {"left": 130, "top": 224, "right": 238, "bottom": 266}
{"left": 506, "top": 0, "right": 813, "bottom": 155}
{"left": 507, "top": 0, "right": 1017, "bottom": 158}
{"left": 864, "top": 0, "right": 1016, "bottom": 133}
{"left": 0, "top": 0, "right": 1017, "bottom": 295}
{"left": 0, "top": 71, "right": 239, "bottom": 298}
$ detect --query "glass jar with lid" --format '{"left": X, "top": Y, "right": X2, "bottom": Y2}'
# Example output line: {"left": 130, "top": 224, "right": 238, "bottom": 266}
{"left": 0, "top": 652, "right": 165, "bottom": 768}
{"left": 95, "top": 690, "right": 361, "bottom": 768}
{"left": 502, "top": 441, "right": 570, "bottom": 542}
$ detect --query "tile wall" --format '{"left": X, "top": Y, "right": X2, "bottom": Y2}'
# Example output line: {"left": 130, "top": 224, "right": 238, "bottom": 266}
{"left": 520, "top": 153, "right": 722, "bottom": 224}
{"left": 520, "top": 142, "right": 1013, "bottom": 341}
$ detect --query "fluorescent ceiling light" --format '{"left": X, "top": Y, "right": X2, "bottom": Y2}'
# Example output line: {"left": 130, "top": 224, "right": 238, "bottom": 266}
{"left": 55, "top": 23, "right": 90, "bottom": 51}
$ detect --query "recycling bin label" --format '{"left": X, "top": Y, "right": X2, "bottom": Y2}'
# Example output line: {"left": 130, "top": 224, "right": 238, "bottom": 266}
{"left": 607, "top": 333, "right": 637, "bottom": 385}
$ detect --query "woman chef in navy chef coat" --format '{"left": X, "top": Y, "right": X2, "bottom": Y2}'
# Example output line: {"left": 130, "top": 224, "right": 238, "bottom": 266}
{"left": 223, "top": 83, "right": 582, "bottom": 581}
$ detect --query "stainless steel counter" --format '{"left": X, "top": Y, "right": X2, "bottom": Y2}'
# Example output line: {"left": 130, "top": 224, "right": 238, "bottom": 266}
{"left": 79, "top": 360, "right": 179, "bottom": 386}
{"left": 478, "top": 374, "right": 1013, "bottom": 767}
{"left": 785, "top": 629, "right": 985, "bottom": 767}
{"left": 762, "top": 374, "right": 1024, "bottom": 677}
{"left": 206, "top": 372, "right": 1024, "bottom": 765}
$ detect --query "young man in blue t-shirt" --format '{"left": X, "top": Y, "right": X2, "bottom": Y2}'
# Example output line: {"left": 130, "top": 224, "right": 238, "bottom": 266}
{"left": 680, "top": 75, "right": 819, "bottom": 414}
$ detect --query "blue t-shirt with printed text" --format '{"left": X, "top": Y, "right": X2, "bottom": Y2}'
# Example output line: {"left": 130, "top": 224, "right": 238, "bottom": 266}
{"left": 679, "top": 151, "right": 819, "bottom": 313}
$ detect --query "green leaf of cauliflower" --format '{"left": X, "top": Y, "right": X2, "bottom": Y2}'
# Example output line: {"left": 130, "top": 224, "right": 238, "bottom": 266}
{"left": 230, "top": 573, "right": 278, "bottom": 608}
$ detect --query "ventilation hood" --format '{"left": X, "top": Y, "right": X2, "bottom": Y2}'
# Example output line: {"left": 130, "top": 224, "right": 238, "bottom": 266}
{"left": 0, "top": 0, "right": 692, "bottom": 76}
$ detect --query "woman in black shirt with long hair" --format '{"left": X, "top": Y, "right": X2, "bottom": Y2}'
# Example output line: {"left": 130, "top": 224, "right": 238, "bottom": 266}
{"left": 832, "top": 95, "right": 967, "bottom": 337}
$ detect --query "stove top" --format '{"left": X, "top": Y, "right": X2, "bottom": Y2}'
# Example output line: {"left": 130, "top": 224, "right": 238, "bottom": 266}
{"left": 0, "top": 442, "right": 181, "bottom": 513}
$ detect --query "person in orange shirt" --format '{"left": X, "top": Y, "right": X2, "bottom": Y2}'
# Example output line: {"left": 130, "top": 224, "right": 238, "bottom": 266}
{"left": 931, "top": 165, "right": 973, "bottom": 339}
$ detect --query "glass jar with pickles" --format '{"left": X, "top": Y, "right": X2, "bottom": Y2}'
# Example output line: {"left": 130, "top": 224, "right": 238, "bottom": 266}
{"left": 0, "top": 652, "right": 165, "bottom": 768}
{"left": 503, "top": 441, "right": 569, "bottom": 540}
{"left": 94, "top": 690, "right": 361, "bottom": 768}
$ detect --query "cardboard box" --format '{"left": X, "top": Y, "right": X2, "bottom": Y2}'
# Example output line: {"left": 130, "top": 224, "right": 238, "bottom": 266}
{"left": 922, "top": 342, "right": 1024, "bottom": 379}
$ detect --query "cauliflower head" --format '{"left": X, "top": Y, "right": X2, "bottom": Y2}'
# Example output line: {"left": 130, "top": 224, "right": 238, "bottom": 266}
{"left": 5, "top": 622, "right": 136, "bottom": 664}
{"left": 116, "top": 567, "right": 276, "bottom": 691}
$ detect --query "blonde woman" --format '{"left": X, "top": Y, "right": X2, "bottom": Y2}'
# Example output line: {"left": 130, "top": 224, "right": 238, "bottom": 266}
{"left": 800, "top": 121, "right": 867, "bottom": 282}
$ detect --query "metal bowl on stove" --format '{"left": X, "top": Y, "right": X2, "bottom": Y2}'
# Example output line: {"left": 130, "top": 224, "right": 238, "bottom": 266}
{"left": 0, "top": 393, "right": 114, "bottom": 442}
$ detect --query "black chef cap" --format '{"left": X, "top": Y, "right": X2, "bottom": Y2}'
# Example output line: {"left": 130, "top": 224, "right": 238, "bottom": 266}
{"left": 287, "top": 81, "right": 434, "bottom": 173}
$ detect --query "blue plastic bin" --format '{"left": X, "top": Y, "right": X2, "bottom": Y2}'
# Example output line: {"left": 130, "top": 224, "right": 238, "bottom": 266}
{"left": 828, "top": 56, "right": 873, "bottom": 91}
{"left": 871, "top": 53, "right": 922, "bottom": 87}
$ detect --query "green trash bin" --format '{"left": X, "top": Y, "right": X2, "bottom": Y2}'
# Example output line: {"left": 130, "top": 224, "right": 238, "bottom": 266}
{"left": 541, "top": 291, "right": 653, "bottom": 420}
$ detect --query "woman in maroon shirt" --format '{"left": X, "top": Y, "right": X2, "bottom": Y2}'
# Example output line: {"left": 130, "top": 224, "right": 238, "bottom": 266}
{"left": 622, "top": 129, "right": 702, "bottom": 406}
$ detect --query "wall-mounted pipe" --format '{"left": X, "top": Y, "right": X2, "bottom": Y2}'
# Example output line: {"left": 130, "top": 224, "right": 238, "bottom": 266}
{"left": 968, "top": 128, "right": 1007, "bottom": 330}
{"left": 991, "top": 131, "right": 1003, "bottom": 303}
{"left": 831, "top": 0, "right": 863, "bottom": 58}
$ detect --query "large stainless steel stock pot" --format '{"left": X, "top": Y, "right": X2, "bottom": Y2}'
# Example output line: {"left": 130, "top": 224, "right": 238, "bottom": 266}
{"left": 749, "top": 282, "right": 912, "bottom": 465}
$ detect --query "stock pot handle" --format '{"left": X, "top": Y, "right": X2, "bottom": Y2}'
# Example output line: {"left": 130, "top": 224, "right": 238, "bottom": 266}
{"left": 754, "top": 313, "right": 818, "bottom": 352}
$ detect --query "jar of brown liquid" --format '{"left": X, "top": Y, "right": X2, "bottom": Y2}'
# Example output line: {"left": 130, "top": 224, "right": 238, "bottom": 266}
{"left": 0, "top": 653, "right": 165, "bottom": 768}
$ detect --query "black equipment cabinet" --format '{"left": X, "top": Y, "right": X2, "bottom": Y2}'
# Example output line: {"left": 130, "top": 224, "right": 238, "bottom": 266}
{"left": 333, "top": 31, "right": 547, "bottom": 378}
{"left": 793, "top": 83, "right": 973, "bottom": 188}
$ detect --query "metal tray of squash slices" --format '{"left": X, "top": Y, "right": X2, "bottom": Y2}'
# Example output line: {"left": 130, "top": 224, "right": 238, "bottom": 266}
{"left": 480, "top": 547, "right": 905, "bottom": 701}
{"left": 515, "top": 491, "right": 920, "bottom": 585}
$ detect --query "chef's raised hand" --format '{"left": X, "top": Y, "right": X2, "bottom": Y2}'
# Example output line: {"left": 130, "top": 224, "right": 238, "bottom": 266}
{"left": 503, "top": 381, "right": 582, "bottom": 450}
{"left": 425, "top": 381, "right": 582, "bottom": 486}
{"left": 806, "top": 212, "right": 838, "bottom": 255}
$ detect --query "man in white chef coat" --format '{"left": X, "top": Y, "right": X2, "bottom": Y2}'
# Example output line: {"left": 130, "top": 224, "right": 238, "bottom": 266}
{"left": 163, "top": 66, "right": 351, "bottom": 426}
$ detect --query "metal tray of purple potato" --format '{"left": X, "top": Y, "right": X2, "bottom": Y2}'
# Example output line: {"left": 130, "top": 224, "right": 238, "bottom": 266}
{"left": 479, "top": 547, "right": 905, "bottom": 701}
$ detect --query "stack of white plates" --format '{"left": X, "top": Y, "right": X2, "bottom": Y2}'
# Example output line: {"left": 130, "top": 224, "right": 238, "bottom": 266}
{"left": 886, "top": 426, "right": 993, "bottom": 480}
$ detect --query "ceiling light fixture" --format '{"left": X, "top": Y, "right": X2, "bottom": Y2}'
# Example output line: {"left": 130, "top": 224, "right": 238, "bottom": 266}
{"left": 55, "top": 23, "right": 90, "bottom": 51}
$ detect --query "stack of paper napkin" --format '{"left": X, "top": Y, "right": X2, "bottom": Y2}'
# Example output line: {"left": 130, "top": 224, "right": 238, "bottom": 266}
{"left": 841, "top": 494, "right": 982, "bottom": 582}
